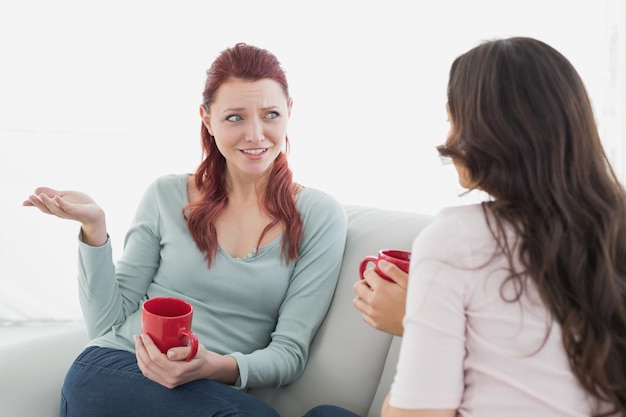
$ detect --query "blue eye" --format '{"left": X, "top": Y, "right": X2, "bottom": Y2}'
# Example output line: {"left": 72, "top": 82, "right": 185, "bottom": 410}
{"left": 266, "top": 111, "right": 279, "bottom": 119}
{"left": 227, "top": 114, "right": 243, "bottom": 122}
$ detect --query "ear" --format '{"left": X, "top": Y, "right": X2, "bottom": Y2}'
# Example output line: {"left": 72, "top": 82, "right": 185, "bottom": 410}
{"left": 199, "top": 105, "right": 214, "bottom": 136}
{"left": 287, "top": 98, "right": 293, "bottom": 118}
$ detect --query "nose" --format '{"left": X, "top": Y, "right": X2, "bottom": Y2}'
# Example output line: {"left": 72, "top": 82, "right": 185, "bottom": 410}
{"left": 244, "top": 118, "right": 265, "bottom": 142}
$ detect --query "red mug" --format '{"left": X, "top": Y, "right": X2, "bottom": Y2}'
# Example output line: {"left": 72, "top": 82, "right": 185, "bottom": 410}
{"left": 141, "top": 297, "right": 199, "bottom": 361}
{"left": 359, "top": 249, "right": 411, "bottom": 283}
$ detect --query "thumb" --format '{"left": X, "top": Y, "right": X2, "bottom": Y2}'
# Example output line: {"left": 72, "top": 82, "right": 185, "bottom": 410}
{"left": 379, "top": 260, "right": 409, "bottom": 289}
{"left": 167, "top": 346, "right": 190, "bottom": 361}
{"left": 393, "top": 268, "right": 409, "bottom": 289}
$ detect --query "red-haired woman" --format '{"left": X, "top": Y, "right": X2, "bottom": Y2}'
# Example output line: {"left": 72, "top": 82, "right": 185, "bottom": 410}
{"left": 25, "top": 43, "right": 347, "bottom": 417}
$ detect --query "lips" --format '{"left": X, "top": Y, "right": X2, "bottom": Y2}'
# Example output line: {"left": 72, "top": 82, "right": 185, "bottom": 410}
{"left": 240, "top": 148, "right": 268, "bottom": 155}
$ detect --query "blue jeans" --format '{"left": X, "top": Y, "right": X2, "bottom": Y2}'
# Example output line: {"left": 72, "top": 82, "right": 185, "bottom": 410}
{"left": 60, "top": 346, "right": 279, "bottom": 417}
{"left": 302, "top": 405, "right": 360, "bottom": 417}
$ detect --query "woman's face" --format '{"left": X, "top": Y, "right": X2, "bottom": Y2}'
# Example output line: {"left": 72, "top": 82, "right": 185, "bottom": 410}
{"left": 200, "top": 78, "right": 292, "bottom": 180}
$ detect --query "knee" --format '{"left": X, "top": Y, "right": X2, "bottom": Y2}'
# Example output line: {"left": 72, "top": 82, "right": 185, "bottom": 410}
{"left": 301, "top": 405, "right": 359, "bottom": 417}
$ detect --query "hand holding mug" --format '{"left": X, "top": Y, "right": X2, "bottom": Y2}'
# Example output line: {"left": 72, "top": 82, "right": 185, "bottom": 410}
{"left": 359, "top": 249, "right": 411, "bottom": 283}
{"left": 141, "top": 297, "right": 199, "bottom": 362}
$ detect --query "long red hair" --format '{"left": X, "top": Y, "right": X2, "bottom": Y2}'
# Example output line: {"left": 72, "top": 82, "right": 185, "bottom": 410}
{"left": 184, "top": 43, "right": 303, "bottom": 267}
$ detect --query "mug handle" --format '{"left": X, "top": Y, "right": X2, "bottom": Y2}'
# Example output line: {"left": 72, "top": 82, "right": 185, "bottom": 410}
{"left": 179, "top": 328, "right": 199, "bottom": 362}
{"left": 359, "top": 256, "right": 378, "bottom": 280}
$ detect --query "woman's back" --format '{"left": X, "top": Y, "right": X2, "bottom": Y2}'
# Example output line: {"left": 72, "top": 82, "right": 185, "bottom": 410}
{"left": 393, "top": 204, "right": 602, "bottom": 416}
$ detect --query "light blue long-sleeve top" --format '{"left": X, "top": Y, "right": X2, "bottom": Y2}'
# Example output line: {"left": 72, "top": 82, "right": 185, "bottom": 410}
{"left": 77, "top": 173, "right": 347, "bottom": 389}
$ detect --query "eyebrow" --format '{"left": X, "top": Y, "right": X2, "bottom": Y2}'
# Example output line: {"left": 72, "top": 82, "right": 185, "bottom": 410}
{"left": 220, "top": 105, "right": 281, "bottom": 114}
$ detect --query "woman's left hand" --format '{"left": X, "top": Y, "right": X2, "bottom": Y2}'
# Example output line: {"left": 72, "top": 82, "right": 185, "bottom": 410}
{"left": 353, "top": 260, "right": 409, "bottom": 336}
{"left": 134, "top": 334, "right": 239, "bottom": 389}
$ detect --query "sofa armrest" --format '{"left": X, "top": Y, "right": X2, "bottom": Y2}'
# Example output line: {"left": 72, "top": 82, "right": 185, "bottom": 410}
{"left": 0, "top": 323, "right": 88, "bottom": 417}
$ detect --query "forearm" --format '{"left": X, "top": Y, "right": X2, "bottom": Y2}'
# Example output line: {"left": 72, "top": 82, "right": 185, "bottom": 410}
{"left": 77, "top": 237, "right": 125, "bottom": 338}
{"left": 382, "top": 393, "right": 456, "bottom": 417}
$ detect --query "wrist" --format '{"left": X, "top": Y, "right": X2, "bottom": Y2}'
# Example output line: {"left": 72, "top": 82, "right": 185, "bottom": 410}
{"left": 206, "top": 354, "right": 239, "bottom": 385}
{"left": 81, "top": 220, "right": 107, "bottom": 247}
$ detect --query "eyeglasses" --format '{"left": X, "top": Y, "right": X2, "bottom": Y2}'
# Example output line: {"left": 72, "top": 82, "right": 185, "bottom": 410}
{"left": 439, "top": 155, "right": 454, "bottom": 165}
{"left": 436, "top": 144, "right": 454, "bottom": 165}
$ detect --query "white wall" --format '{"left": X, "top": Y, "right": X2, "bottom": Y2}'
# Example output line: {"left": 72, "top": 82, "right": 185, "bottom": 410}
{"left": 0, "top": 0, "right": 621, "bottom": 321}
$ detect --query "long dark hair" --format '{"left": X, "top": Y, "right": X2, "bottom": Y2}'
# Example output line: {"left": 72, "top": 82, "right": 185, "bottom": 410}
{"left": 184, "top": 43, "right": 303, "bottom": 267}
{"left": 439, "top": 37, "right": 626, "bottom": 416}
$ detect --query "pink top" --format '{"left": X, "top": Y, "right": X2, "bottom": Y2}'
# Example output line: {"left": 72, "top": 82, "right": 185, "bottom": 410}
{"left": 390, "top": 204, "right": 601, "bottom": 416}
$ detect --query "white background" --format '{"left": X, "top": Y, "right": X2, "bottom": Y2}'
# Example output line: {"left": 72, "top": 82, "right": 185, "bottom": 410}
{"left": 1, "top": 0, "right": 624, "bottom": 321}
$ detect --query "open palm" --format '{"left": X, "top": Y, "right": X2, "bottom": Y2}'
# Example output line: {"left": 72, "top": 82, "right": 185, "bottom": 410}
{"left": 23, "top": 187, "right": 105, "bottom": 226}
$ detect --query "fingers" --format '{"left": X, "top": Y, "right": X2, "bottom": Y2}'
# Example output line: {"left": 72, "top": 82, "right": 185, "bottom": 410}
{"left": 135, "top": 334, "right": 176, "bottom": 387}
{"left": 377, "top": 261, "right": 409, "bottom": 289}
{"left": 352, "top": 292, "right": 365, "bottom": 311}
{"left": 38, "top": 194, "right": 71, "bottom": 218}
{"left": 52, "top": 193, "right": 78, "bottom": 216}
{"left": 135, "top": 334, "right": 204, "bottom": 389}
{"left": 23, "top": 194, "right": 57, "bottom": 214}
{"left": 353, "top": 278, "right": 372, "bottom": 297}
{"left": 353, "top": 278, "right": 375, "bottom": 318}
{"left": 353, "top": 293, "right": 384, "bottom": 331}
{"left": 23, "top": 188, "right": 63, "bottom": 214}
{"left": 136, "top": 334, "right": 164, "bottom": 361}
{"left": 137, "top": 334, "right": 193, "bottom": 362}
{"left": 135, "top": 334, "right": 167, "bottom": 373}
{"left": 353, "top": 267, "right": 407, "bottom": 336}
{"left": 34, "top": 186, "right": 62, "bottom": 197}
{"left": 357, "top": 268, "right": 389, "bottom": 292}
{"left": 135, "top": 334, "right": 151, "bottom": 367}
{"left": 23, "top": 187, "right": 60, "bottom": 202}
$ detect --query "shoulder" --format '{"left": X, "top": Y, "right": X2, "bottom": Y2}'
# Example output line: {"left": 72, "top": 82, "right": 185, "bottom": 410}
{"left": 148, "top": 173, "right": 188, "bottom": 191}
{"left": 413, "top": 204, "right": 491, "bottom": 259}
{"left": 143, "top": 174, "right": 188, "bottom": 198}
{"left": 433, "top": 204, "right": 488, "bottom": 232}
{"left": 294, "top": 187, "right": 347, "bottom": 255}
{"left": 296, "top": 187, "right": 347, "bottom": 224}
{"left": 137, "top": 174, "right": 188, "bottom": 210}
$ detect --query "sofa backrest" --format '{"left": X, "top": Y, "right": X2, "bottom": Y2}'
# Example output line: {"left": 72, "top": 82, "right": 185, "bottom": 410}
{"left": 249, "top": 205, "right": 434, "bottom": 417}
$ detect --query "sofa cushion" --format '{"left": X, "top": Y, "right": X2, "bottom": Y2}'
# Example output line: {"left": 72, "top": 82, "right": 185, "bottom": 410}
{"left": 249, "top": 205, "right": 433, "bottom": 417}
{"left": 0, "top": 205, "right": 433, "bottom": 417}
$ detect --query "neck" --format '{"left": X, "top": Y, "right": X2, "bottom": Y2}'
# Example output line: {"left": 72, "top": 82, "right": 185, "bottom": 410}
{"left": 224, "top": 170, "right": 270, "bottom": 205}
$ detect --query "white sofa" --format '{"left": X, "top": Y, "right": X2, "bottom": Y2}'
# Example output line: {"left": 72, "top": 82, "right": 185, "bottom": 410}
{"left": 0, "top": 205, "right": 433, "bottom": 417}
